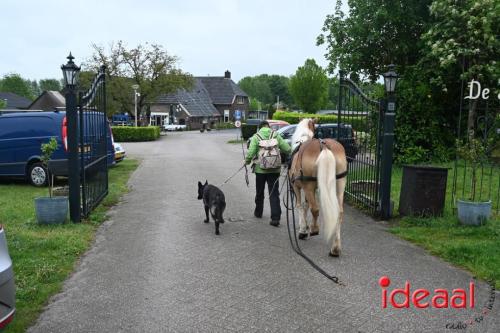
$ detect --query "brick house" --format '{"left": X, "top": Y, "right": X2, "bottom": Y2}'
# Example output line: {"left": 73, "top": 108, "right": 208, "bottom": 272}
{"left": 151, "top": 70, "right": 249, "bottom": 129}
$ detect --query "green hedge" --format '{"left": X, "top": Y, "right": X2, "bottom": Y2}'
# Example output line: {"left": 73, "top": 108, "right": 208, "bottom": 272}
{"left": 272, "top": 111, "right": 368, "bottom": 132}
{"left": 111, "top": 126, "right": 161, "bottom": 142}
{"left": 214, "top": 122, "right": 236, "bottom": 130}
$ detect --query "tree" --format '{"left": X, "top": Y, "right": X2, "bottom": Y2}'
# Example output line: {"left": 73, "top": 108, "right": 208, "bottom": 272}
{"left": 289, "top": 59, "right": 329, "bottom": 113}
{"left": 238, "top": 76, "right": 273, "bottom": 105}
{"left": 422, "top": 0, "right": 500, "bottom": 138}
{"left": 39, "top": 79, "right": 62, "bottom": 92}
{"left": 0, "top": 73, "right": 34, "bottom": 100}
{"left": 317, "top": 0, "right": 432, "bottom": 79}
{"left": 86, "top": 41, "right": 193, "bottom": 123}
{"left": 0, "top": 99, "right": 6, "bottom": 109}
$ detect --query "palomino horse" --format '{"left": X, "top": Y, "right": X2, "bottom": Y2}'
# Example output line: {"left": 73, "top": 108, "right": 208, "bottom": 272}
{"left": 288, "top": 119, "right": 348, "bottom": 257}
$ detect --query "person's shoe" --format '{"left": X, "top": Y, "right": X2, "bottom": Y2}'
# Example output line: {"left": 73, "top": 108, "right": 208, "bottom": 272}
{"left": 270, "top": 220, "right": 280, "bottom": 227}
{"left": 254, "top": 209, "right": 262, "bottom": 218}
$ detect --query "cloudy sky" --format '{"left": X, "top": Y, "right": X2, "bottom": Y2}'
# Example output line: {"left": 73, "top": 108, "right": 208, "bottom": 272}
{"left": 0, "top": 0, "right": 344, "bottom": 83}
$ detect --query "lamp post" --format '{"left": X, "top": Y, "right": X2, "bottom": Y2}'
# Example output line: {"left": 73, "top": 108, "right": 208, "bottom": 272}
{"left": 61, "top": 53, "right": 81, "bottom": 222}
{"left": 132, "top": 84, "right": 140, "bottom": 126}
{"left": 379, "top": 64, "right": 398, "bottom": 219}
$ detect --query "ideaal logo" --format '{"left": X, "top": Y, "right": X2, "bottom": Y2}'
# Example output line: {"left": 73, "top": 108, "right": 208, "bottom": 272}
{"left": 378, "top": 276, "right": 496, "bottom": 330}
{"left": 379, "top": 276, "right": 474, "bottom": 309}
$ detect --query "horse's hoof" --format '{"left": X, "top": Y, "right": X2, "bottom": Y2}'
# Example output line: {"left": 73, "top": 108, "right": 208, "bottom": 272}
{"left": 204, "top": 219, "right": 209, "bottom": 223}
{"left": 310, "top": 231, "right": 319, "bottom": 236}
{"left": 220, "top": 219, "right": 225, "bottom": 224}
{"left": 215, "top": 231, "right": 220, "bottom": 235}
{"left": 329, "top": 249, "right": 340, "bottom": 257}
{"left": 298, "top": 233, "right": 308, "bottom": 240}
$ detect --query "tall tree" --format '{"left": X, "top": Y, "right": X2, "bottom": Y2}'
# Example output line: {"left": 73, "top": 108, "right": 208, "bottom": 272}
{"left": 422, "top": 0, "right": 500, "bottom": 137}
{"left": 317, "top": 0, "right": 432, "bottom": 79}
{"left": 86, "top": 41, "right": 193, "bottom": 123}
{"left": 238, "top": 76, "right": 273, "bottom": 105}
{"left": 39, "top": 79, "right": 62, "bottom": 92}
{"left": 289, "top": 59, "right": 329, "bottom": 113}
{"left": 0, "top": 73, "right": 34, "bottom": 100}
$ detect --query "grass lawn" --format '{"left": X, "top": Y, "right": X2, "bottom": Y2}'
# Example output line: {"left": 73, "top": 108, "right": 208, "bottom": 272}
{"left": 0, "top": 159, "right": 139, "bottom": 333}
{"left": 388, "top": 163, "right": 500, "bottom": 288}
{"left": 227, "top": 139, "right": 245, "bottom": 144}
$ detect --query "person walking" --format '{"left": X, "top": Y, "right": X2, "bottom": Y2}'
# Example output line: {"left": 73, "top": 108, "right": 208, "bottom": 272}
{"left": 245, "top": 120, "right": 291, "bottom": 226}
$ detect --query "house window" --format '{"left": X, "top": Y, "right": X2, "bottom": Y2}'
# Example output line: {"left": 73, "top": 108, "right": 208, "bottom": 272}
{"left": 236, "top": 96, "right": 245, "bottom": 104}
{"left": 224, "top": 110, "right": 230, "bottom": 123}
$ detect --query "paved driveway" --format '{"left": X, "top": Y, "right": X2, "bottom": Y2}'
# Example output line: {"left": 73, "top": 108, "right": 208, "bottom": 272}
{"left": 29, "top": 130, "right": 499, "bottom": 333}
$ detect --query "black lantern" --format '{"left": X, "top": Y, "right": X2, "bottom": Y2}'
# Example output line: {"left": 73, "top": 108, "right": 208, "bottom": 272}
{"left": 61, "top": 52, "right": 81, "bottom": 88}
{"left": 383, "top": 64, "right": 398, "bottom": 93}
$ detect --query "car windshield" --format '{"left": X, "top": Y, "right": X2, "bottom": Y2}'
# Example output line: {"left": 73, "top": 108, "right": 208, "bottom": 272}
{"left": 315, "top": 125, "right": 353, "bottom": 139}
{"left": 277, "top": 125, "right": 296, "bottom": 137}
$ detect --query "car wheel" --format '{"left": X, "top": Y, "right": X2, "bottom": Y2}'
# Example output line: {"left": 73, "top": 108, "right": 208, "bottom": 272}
{"left": 28, "top": 162, "right": 48, "bottom": 187}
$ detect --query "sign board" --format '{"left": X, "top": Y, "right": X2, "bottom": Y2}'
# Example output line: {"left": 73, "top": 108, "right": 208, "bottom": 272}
{"left": 235, "top": 110, "right": 242, "bottom": 120}
{"left": 235, "top": 120, "right": 241, "bottom": 128}
{"left": 388, "top": 102, "right": 396, "bottom": 111}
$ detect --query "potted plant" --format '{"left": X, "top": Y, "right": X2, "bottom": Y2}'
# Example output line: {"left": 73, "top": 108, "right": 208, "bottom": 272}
{"left": 455, "top": 137, "right": 492, "bottom": 226}
{"left": 34, "top": 137, "right": 68, "bottom": 224}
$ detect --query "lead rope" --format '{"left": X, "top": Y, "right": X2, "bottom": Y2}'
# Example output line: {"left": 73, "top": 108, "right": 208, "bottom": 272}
{"left": 285, "top": 173, "right": 345, "bottom": 286}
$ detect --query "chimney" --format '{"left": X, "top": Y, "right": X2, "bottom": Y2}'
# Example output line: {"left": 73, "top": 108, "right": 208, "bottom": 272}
{"left": 224, "top": 70, "right": 231, "bottom": 79}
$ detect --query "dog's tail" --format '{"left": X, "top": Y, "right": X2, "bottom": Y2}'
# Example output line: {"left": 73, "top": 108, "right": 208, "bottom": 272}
{"left": 210, "top": 193, "right": 225, "bottom": 222}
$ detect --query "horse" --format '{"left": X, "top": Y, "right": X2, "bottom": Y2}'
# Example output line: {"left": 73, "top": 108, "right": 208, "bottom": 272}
{"left": 288, "top": 118, "right": 348, "bottom": 257}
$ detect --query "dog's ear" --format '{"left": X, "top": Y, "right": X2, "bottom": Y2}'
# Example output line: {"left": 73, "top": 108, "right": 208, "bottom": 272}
{"left": 198, "top": 181, "right": 202, "bottom": 187}
{"left": 205, "top": 180, "right": 208, "bottom": 185}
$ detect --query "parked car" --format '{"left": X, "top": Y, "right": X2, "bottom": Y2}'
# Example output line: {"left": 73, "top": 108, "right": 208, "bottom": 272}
{"left": 0, "top": 111, "right": 115, "bottom": 186}
{"left": 114, "top": 143, "right": 126, "bottom": 163}
{"left": 276, "top": 123, "right": 358, "bottom": 160}
{"left": 245, "top": 120, "right": 290, "bottom": 148}
{"left": 164, "top": 124, "right": 186, "bottom": 131}
{"left": 0, "top": 226, "right": 15, "bottom": 330}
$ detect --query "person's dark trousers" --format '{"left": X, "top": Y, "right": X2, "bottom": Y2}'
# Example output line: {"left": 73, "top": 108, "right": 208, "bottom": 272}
{"left": 254, "top": 172, "right": 281, "bottom": 221}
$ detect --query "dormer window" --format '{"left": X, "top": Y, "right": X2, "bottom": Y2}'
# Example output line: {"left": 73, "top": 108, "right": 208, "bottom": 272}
{"left": 236, "top": 96, "right": 245, "bottom": 104}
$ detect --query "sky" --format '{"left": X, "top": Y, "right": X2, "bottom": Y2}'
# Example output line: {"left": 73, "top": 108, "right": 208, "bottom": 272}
{"left": 0, "top": 0, "right": 345, "bottom": 83}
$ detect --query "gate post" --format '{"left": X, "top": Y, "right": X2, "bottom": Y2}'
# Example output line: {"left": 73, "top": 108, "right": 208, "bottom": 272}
{"left": 61, "top": 53, "right": 81, "bottom": 223}
{"left": 379, "top": 65, "right": 398, "bottom": 219}
{"left": 337, "top": 70, "right": 345, "bottom": 140}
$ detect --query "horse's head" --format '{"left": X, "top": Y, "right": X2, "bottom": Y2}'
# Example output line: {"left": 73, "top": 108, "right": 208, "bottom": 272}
{"left": 291, "top": 118, "right": 315, "bottom": 150}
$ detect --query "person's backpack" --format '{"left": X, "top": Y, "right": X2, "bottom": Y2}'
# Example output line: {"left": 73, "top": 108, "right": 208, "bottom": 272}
{"left": 255, "top": 130, "right": 281, "bottom": 169}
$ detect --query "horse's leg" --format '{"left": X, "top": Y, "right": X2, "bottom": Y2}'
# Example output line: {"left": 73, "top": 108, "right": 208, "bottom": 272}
{"left": 331, "top": 177, "right": 346, "bottom": 257}
{"left": 293, "top": 184, "right": 309, "bottom": 239}
{"left": 304, "top": 184, "right": 320, "bottom": 236}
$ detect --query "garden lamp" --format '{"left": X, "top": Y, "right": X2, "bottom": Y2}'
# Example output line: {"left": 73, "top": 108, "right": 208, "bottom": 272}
{"left": 61, "top": 53, "right": 81, "bottom": 88}
{"left": 383, "top": 64, "right": 398, "bottom": 93}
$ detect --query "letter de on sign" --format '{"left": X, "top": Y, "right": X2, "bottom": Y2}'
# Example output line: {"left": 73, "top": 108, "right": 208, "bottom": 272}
{"left": 465, "top": 80, "right": 481, "bottom": 100}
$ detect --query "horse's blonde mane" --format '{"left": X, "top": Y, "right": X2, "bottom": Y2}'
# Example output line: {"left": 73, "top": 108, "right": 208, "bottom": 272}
{"left": 291, "top": 118, "right": 314, "bottom": 150}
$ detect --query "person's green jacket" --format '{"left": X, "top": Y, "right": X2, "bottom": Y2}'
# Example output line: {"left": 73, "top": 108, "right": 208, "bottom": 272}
{"left": 245, "top": 127, "right": 292, "bottom": 174}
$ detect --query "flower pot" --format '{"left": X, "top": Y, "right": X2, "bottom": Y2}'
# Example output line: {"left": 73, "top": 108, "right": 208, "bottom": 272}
{"left": 456, "top": 199, "right": 491, "bottom": 226}
{"left": 35, "top": 196, "right": 68, "bottom": 224}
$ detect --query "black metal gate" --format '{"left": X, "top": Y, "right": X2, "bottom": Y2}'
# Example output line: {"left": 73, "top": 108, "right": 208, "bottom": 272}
{"left": 78, "top": 66, "right": 108, "bottom": 217}
{"left": 336, "top": 71, "right": 383, "bottom": 215}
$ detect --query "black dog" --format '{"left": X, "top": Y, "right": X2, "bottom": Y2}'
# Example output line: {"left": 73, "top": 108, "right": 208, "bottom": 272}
{"left": 197, "top": 180, "right": 226, "bottom": 235}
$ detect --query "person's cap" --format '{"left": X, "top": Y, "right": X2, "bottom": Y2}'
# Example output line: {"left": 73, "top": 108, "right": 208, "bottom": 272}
{"left": 260, "top": 120, "right": 269, "bottom": 127}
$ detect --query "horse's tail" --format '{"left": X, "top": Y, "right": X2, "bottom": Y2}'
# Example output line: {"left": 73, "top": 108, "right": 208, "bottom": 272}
{"left": 316, "top": 148, "right": 339, "bottom": 244}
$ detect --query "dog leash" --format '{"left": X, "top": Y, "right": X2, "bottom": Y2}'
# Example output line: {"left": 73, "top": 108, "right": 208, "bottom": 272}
{"left": 219, "top": 164, "right": 246, "bottom": 187}
{"left": 240, "top": 131, "right": 250, "bottom": 187}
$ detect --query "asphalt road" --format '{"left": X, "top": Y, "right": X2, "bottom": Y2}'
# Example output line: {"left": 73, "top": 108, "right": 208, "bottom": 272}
{"left": 29, "top": 130, "right": 499, "bottom": 333}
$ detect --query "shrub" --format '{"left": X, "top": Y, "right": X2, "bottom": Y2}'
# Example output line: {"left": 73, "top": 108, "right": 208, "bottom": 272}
{"left": 214, "top": 122, "right": 236, "bottom": 130}
{"left": 111, "top": 126, "right": 160, "bottom": 142}
{"left": 272, "top": 111, "right": 368, "bottom": 132}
